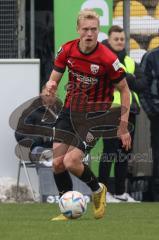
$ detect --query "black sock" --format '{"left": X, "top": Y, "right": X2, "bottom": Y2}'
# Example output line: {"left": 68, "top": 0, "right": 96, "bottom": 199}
{"left": 79, "top": 164, "right": 100, "bottom": 192}
{"left": 53, "top": 170, "right": 73, "bottom": 197}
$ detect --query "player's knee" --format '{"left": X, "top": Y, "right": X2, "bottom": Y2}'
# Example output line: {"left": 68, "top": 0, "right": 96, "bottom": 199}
{"left": 63, "top": 157, "right": 76, "bottom": 171}
{"left": 53, "top": 159, "right": 65, "bottom": 173}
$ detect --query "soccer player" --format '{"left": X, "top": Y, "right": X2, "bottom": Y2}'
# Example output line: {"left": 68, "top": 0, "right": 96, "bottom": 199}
{"left": 45, "top": 9, "right": 131, "bottom": 220}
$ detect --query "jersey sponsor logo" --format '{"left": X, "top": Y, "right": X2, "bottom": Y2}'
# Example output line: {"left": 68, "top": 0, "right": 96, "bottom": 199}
{"left": 90, "top": 64, "right": 99, "bottom": 74}
{"left": 69, "top": 69, "right": 98, "bottom": 85}
{"left": 112, "top": 58, "right": 121, "bottom": 71}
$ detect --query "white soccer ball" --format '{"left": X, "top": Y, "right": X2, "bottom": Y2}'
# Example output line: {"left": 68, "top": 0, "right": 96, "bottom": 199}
{"left": 59, "top": 191, "right": 87, "bottom": 219}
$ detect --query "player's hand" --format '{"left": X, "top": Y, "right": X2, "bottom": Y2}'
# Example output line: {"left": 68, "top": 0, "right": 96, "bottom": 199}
{"left": 41, "top": 85, "right": 57, "bottom": 106}
{"left": 45, "top": 80, "right": 57, "bottom": 95}
{"left": 117, "top": 124, "right": 131, "bottom": 151}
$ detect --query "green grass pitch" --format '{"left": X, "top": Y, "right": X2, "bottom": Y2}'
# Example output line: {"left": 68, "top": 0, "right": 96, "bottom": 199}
{"left": 0, "top": 203, "right": 159, "bottom": 240}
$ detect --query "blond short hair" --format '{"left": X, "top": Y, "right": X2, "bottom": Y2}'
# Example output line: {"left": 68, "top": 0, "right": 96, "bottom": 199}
{"left": 77, "top": 9, "right": 100, "bottom": 27}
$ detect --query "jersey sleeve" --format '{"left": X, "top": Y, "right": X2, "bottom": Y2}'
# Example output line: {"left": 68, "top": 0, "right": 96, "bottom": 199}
{"left": 108, "top": 56, "right": 126, "bottom": 84}
{"left": 53, "top": 45, "right": 67, "bottom": 73}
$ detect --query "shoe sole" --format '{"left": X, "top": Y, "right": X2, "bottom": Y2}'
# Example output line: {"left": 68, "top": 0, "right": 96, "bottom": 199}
{"left": 51, "top": 215, "right": 69, "bottom": 221}
{"left": 51, "top": 218, "right": 68, "bottom": 221}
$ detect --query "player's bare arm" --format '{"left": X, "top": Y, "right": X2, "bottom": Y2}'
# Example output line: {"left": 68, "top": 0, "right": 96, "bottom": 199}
{"left": 115, "top": 78, "right": 131, "bottom": 151}
{"left": 46, "top": 70, "right": 63, "bottom": 96}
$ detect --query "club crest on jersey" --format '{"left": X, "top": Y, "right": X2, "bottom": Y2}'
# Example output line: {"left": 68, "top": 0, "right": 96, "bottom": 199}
{"left": 90, "top": 64, "right": 99, "bottom": 74}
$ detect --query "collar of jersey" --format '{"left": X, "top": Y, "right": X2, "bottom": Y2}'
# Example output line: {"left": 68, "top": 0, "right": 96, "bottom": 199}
{"left": 77, "top": 41, "right": 99, "bottom": 56}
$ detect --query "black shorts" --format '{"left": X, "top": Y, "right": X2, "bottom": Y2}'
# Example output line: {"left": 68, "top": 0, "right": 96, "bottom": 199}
{"left": 53, "top": 108, "right": 121, "bottom": 153}
{"left": 54, "top": 110, "right": 100, "bottom": 153}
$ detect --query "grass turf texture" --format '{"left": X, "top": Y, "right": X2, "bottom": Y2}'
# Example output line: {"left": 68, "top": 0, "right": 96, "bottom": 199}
{"left": 0, "top": 203, "right": 159, "bottom": 240}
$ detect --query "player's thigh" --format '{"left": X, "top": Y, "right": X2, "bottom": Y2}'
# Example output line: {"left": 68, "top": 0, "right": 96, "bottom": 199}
{"left": 53, "top": 142, "right": 69, "bottom": 158}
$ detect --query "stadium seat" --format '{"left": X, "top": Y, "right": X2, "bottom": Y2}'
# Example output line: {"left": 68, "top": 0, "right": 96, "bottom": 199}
{"left": 154, "top": 3, "right": 159, "bottom": 19}
{"left": 113, "top": 0, "right": 159, "bottom": 35}
{"left": 113, "top": 16, "right": 159, "bottom": 35}
{"left": 148, "top": 36, "right": 159, "bottom": 49}
{"left": 130, "top": 38, "right": 140, "bottom": 49}
{"left": 113, "top": 1, "right": 148, "bottom": 17}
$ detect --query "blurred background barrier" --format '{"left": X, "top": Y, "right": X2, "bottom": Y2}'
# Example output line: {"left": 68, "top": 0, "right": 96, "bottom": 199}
{"left": 0, "top": 59, "right": 40, "bottom": 199}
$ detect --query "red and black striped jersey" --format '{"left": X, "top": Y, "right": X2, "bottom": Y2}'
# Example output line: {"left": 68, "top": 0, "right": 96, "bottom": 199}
{"left": 53, "top": 39, "right": 125, "bottom": 112}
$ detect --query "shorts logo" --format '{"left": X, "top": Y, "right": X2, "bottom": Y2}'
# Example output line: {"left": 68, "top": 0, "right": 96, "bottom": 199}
{"left": 86, "top": 131, "right": 94, "bottom": 143}
{"left": 90, "top": 64, "right": 99, "bottom": 74}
